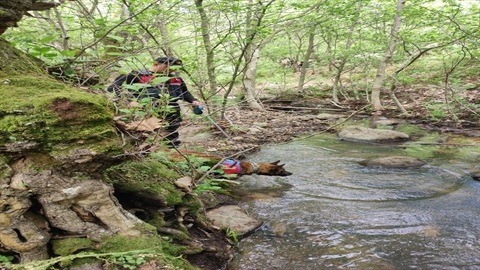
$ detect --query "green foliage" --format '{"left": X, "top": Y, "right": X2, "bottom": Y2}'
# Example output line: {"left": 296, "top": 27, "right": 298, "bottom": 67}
{"left": 117, "top": 94, "right": 175, "bottom": 121}
{"left": 2, "top": 0, "right": 479, "bottom": 117}
{"left": 52, "top": 238, "right": 95, "bottom": 256}
{"left": 225, "top": 228, "right": 239, "bottom": 245}
{"left": 0, "top": 73, "right": 120, "bottom": 157}
{"left": 103, "top": 157, "right": 184, "bottom": 206}
{"left": 0, "top": 254, "right": 14, "bottom": 264}
{"left": 3, "top": 248, "right": 194, "bottom": 270}
{"left": 96, "top": 236, "right": 193, "bottom": 270}
{"left": 194, "top": 179, "right": 224, "bottom": 194}
{"left": 425, "top": 102, "right": 450, "bottom": 120}
{"left": 106, "top": 253, "right": 147, "bottom": 270}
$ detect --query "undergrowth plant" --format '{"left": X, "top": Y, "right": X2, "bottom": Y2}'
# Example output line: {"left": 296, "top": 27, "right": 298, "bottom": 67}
{"left": 194, "top": 179, "right": 224, "bottom": 194}
{"left": 104, "top": 252, "right": 148, "bottom": 270}
{"left": 226, "top": 228, "right": 239, "bottom": 246}
{"left": 1, "top": 250, "right": 164, "bottom": 270}
{"left": 0, "top": 255, "right": 14, "bottom": 264}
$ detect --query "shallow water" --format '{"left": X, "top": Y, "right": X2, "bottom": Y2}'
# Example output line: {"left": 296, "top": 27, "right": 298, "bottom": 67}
{"left": 228, "top": 133, "right": 480, "bottom": 270}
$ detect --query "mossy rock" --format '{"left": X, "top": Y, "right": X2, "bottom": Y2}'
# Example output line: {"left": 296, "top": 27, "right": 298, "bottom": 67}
{"left": 97, "top": 235, "right": 197, "bottom": 270}
{"left": 52, "top": 235, "right": 197, "bottom": 270}
{"left": 52, "top": 238, "right": 95, "bottom": 256}
{"left": 104, "top": 157, "right": 185, "bottom": 206}
{"left": 0, "top": 38, "right": 121, "bottom": 159}
{"left": 0, "top": 38, "right": 45, "bottom": 77}
{"left": 0, "top": 39, "right": 203, "bottom": 270}
{"left": 0, "top": 75, "right": 120, "bottom": 155}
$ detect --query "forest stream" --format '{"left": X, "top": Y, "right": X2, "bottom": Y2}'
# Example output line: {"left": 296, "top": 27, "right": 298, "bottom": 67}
{"left": 227, "top": 128, "right": 480, "bottom": 270}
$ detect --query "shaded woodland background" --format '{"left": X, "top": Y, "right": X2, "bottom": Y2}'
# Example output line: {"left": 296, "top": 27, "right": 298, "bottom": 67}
{"left": 3, "top": 0, "right": 480, "bottom": 120}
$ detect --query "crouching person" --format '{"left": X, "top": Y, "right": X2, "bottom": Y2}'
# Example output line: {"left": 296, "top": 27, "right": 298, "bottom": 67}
{"left": 107, "top": 57, "right": 202, "bottom": 148}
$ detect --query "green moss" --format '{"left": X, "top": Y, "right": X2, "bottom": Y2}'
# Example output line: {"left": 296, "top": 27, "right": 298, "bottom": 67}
{"left": 134, "top": 222, "right": 158, "bottom": 235}
{"left": 50, "top": 235, "right": 197, "bottom": 269}
{"left": 0, "top": 75, "right": 122, "bottom": 157}
{"left": 182, "top": 195, "right": 203, "bottom": 214}
{"left": 146, "top": 212, "right": 166, "bottom": 228}
{"left": 24, "top": 153, "right": 61, "bottom": 171}
{"left": 0, "top": 38, "right": 45, "bottom": 77}
{"left": 66, "top": 257, "right": 99, "bottom": 269}
{"left": 97, "top": 235, "right": 197, "bottom": 270}
{"left": 0, "top": 154, "right": 12, "bottom": 179}
{"left": 394, "top": 124, "right": 427, "bottom": 135}
{"left": 52, "top": 238, "right": 95, "bottom": 256}
{"left": 104, "top": 157, "right": 184, "bottom": 206}
{"left": 0, "top": 37, "right": 200, "bottom": 270}
{"left": 99, "top": 235, "right": 168, "bottom": 254}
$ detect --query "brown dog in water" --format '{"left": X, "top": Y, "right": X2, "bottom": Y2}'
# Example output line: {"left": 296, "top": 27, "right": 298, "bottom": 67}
{"left": 220, "top": 158, "right": 292, "bottom": 176}
{"left": 167, "top": 149, "right": 292, "bottom": 177}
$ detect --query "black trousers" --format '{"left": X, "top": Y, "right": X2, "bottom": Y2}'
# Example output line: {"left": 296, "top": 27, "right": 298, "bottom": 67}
{"left": 164, "top": 101, "right": 181, "bottom": 142}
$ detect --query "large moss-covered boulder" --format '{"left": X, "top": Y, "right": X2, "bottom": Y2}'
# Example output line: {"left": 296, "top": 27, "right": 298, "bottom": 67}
{"left": 0, "top": 38, "right": 147, "bottom": 263}
{"left": 0, "top": 76, "right": 119, "bottom": 153}
{"left": 0, "top": 38, "right": 230, "bottom": 269}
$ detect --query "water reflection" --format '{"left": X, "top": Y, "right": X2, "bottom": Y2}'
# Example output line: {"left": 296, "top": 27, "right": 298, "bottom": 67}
{"left": 229, "top": 135, "right": 480, "bottom": 270}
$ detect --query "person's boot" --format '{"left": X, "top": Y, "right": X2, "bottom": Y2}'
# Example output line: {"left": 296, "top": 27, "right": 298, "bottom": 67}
{"left": 165, "top": 139, "right": 181, "bottom": 148}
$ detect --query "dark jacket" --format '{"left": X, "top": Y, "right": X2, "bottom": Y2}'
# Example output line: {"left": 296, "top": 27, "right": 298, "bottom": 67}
{"left": 107, "top": 70, "right": 198, "bottom": 103}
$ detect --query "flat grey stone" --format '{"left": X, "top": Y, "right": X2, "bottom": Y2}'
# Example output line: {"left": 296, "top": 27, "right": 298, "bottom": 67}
{"left": 338, "top": 125, "right": 409, "bottom": 142}
{"left": 206, "top": 205, "right": 262, "bottom": 236}
{"left": 359, "top": 156, "right": 426, "bottom": 168}
{"left": 316, "top": 113, "right": 343, "bottom": 120}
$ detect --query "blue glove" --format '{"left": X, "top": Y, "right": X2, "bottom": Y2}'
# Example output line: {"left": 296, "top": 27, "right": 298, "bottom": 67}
{"left": 193, "top": 105, "right": 203, "bottom": 115}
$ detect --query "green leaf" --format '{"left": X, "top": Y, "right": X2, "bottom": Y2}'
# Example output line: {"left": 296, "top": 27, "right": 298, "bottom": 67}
{"left": 62, "top": 67, "right": 76, "bottom": 76}
{"left": 134, "top": 111, "right": 146, "bottom": 117}
{"left": 44, "top": 53, "right": 58, "bottom": 58}
{"left": 40, "top": 35, "right": 56, "bottom": 43}
{"left": 105, "top": 51, "right": 128, "bottom": 56}
{"left": 107, "top": 35, "right": 125, "bottom": 42}
{"left": 139, "top": 97, "right": 152, "bottom": 103}
{"left": 168, "top": 65, "right": 182, "bottom": 71}
{"left": 33, "top": 46, "right": 52, "bottom": 54}
{"left": 123, "top": 83, "right": 152, "bottom": 91}
{"left": 94, "top": 18, "right": 107, "bottom": 25}
{"left": 197, "top": 165, "right": 212, "bottom": 172}
{"left": 119, "top": 108, "right": 131, "bottom": 114}
{"left": 152, "top": 76, "right": 170, "bottom": 84}
{"left": 60, "top": 50, "right": 77, "bottom": 57}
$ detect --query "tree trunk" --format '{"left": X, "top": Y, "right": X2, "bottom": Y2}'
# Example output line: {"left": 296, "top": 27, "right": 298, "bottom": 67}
{"left": 243, "top": 47, "right": 263, "bottom": 109}
{"left": 241, "top": 0, "right": 264, "bottom": 110}
{"left": 195, "top": 0, "right": 217, "bottom": 99}
{"left": 332, "top": 1, "right": 364, "bottom": 103}
{"left": 297, "top": 30, "right": 315, "bottom": 92}
{"left": 220, "top": 0, "right": 273, "bottom": 117}
{"left": 156, "top": 2, "right": 173, "bottom": 57}
{"left": 370, "top": 0, "right": 406, "bottom": 112}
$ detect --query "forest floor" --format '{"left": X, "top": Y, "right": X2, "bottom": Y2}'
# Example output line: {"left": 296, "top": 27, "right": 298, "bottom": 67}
{"left": 179, "top": 84, "right": 480, "bottom": 158}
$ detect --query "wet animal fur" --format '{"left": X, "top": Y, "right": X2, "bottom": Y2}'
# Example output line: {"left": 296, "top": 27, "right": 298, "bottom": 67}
{"left": 236, "top": 160, "right": 292, "bottom": 176}
{"left": 167, "top": 149, "right": 292, "bottom": 176}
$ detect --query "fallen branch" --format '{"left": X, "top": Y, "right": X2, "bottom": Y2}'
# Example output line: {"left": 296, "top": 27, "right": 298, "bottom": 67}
{"left": 407, "top": 142, "right": 476, "bottom": 147}
{"left": 267, "top": 105, "right": 344, "bottom": 112}
{"left": 286, "top": 104, "right": 371, "bottom": 143}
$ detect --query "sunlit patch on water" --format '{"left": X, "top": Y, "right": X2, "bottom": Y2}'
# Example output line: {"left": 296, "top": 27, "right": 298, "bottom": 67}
{"left": 229, "top": 134, "right": 480, "bottom": 270}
